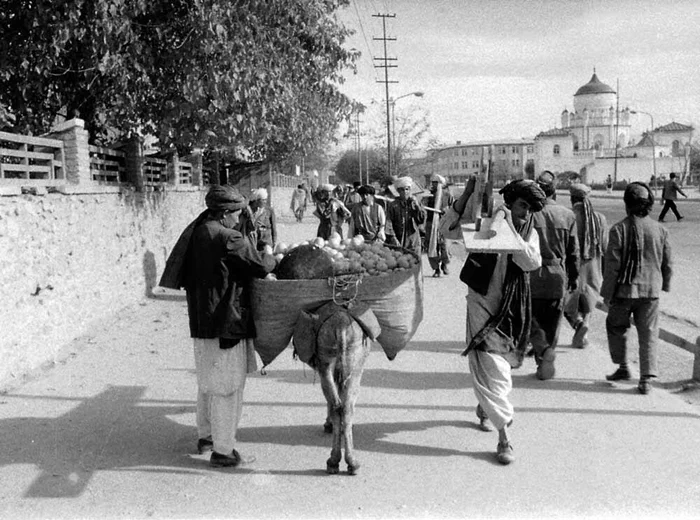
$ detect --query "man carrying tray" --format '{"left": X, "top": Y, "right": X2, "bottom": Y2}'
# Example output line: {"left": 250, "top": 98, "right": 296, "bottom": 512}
{"left": 160, "top": 185, "right": 277, "bottom": 468}
{"left": 460, "top": 179, "right": 546, "bottom": 465}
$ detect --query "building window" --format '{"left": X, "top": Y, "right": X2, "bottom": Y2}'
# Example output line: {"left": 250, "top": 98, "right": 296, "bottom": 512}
{"left": 462, "top": 161, "right": 468, "bottom": 169}
{"left": 472, "top": 161, "right": 479, "bottom": 168}
{"left": 512, "top": 146, "right": 518, "bottom": 153}
{"left": 672, "top": 140, "right": 680, "bottom": 155}
{"left": 527, "top": 145, "right": 534, "bottom": 153}
{"left": 553, "top": 145, "right": 560, "bottom": 156}
{"left": 500, "top": 147, "right": 507, "bottom": 154}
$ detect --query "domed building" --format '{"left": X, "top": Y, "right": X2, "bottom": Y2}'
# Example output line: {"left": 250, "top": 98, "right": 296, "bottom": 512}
{"left": 535, "top": 71, "right": 693, "bottom": 187}
{"left": 562, "top": 71, "right": 631, "bottom": 151}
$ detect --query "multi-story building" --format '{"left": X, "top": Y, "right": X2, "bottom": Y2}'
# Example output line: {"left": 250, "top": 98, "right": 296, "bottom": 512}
{"left": 427, "top": 138, "right": 535, "bottom": 187}
{"left": 536, "top": 72, "right": 694, "bottom": 185}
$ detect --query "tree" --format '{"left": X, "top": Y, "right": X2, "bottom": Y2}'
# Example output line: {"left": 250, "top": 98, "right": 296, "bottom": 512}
{"left": 333, "top": 147, "right": 385, "bottom": 185}
{"left": 0, "top": 0, "right": 358, "bottom": 160}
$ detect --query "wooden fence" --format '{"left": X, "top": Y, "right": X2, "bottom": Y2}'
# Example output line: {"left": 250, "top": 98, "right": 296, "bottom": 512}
{"left": 89, "top": 145, "right": 125, "bottom": 184}
{"left": 0, "top": 131, "right": 65, "bottom": 184}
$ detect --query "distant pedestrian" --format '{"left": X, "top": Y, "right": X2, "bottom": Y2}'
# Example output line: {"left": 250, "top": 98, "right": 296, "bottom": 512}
{"left": 160, "top": 185, "right": 277, "bottom": 467}
{"left": 344, "top": 181, "right": 362, "bottom": 212}
{"left": 423, "top": 174, "right": 455, "bottom": 277}
{"left": 461, "top": 179, "right": 546, "bottom": 465}
{"left": 240, "top": 188, "right": 277, "bottom": 251}
{"left": 565, "top": 183, "right": 608, "bottom": 348}
{"left": 602, "top": 182, "right": 672, "bottom": 394}
{"left": 385, "top": 176, "right": 426, "bottom": 256}
{"left": 290, "top": 184, "right": 308, "bottom": 223}
{"left": 658, "top": 172, "right": 687, "bottom": 222}
{"left": 313, "top": 183, "right": 352, "bottom": 240}
{"left": 605, "top": 175, "right": 613, "bottom": 194}
{"left": 529, "top": 171, "right": 580, "bottom": 380}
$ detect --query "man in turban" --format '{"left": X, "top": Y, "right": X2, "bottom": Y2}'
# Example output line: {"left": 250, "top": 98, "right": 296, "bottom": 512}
{"left": 461, "top": 179, "right": 546, "bottom": 465}
{"left": 240, "top": 187, "right": 277, "bottom": 252}
{"left": 602, "top": 182, "right": 672, "bottom": 394}
{"left": 313, "top": 183, "right": 352, "bottom": 239}
{"left": 386, "top": 176, "right": 426, "bottom": 256}
{"left": 565, "top": 183, "right": 608, "bottom": 348}
{"left": 528, "top": 171, "right": 580, "bottom": 380}
{"left": 424, "top": 174, "right": 455, "bottom": 277}
{"left": 160, "top": 184, "right": 277, "bottom": 468}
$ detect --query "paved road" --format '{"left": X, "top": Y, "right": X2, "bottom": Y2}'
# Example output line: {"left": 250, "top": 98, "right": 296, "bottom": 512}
{"left": 1, "top": 213, "right": 699, "bottom": 519}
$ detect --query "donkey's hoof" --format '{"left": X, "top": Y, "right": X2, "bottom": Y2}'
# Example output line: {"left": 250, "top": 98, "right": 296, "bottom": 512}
{"left": 323, "top": 422, "right": 333, "bottom": 434}
{"left": 326, "top": 460, "right": 340, "bottom": 475}
{"left": 347, "top": 462, "right": 360, "bottom": 476}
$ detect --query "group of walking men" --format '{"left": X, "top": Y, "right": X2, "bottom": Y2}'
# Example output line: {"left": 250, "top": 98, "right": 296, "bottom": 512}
{"left": 459, "top": 172, "right": 672, "bottom": 465}
{"left": 159, "top": 169, "right": 674, "bottom": 469}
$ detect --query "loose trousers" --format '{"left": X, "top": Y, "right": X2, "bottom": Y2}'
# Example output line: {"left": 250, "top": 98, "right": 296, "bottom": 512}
{"left": 193, "top": 338, "right": 255, "bottom": 455}
{"left": 606, "top": 297, "right": 659, "bottom": 378}
{"left": 468, "top": 350, "right": 514, "bottom": 431}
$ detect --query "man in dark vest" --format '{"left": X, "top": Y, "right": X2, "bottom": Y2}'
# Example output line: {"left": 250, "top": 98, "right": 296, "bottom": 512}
{"left": 529, "top": 171, "right": 580, "bottom": 380}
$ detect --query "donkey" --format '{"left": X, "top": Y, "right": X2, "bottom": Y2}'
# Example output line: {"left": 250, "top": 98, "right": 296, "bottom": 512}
{"left": 295, "top": 300, "right": 375, "bottom": 475}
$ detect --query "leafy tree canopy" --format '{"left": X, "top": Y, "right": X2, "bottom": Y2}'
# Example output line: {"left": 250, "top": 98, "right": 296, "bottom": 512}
{"left": 0, "top": 0, "right": 358, "bottom": 160}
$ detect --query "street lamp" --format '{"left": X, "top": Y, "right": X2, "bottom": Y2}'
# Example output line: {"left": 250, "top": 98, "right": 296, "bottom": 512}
{"left": 631, "top": 110, "right": 657, "bottom": 192}
{"left": 388, "top": 91, "right": 424, "bottom": 177}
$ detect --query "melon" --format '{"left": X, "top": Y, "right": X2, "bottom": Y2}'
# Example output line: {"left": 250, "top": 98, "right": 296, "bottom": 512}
{"left": 275, "top": 244, "right": 335, "bottom": 280}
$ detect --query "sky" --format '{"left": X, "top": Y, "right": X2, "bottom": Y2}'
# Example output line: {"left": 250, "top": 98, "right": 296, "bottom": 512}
{"left": 336, "top": 0, "right": 700, "bottom": 148}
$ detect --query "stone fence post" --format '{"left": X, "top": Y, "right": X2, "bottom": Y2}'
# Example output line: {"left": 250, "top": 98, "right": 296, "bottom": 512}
{"left": 46, "top": 118, "right": 90, "bottom": 185}
{"left": 124, "top": 135, "right": 145, "bottom": 192}
{"left": 190, "top": 148, "right": 203, "bottom": 187}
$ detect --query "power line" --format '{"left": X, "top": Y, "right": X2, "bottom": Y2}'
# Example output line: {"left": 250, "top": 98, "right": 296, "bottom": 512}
{"left": 372, "top": 12, "right": 398, "bottom": 177}
{"left": 351, "top": 0, "right": 380, "bottom": 83}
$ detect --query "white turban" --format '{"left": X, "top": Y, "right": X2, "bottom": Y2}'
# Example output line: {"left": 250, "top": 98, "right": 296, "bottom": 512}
{"left": 319, "top": 183, "right": 335, "bottom": 192}
{"left": 394, "top": 177, "right": 413, "bottom": 189}
{"left": 431, "top": 174, "right": 446, "bottom": 185}
{"left": 251, "top": 188, "right": 268, "bottom": 201}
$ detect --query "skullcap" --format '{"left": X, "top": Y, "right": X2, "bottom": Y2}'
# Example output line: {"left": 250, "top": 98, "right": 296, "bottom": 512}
{"left": 569, "top": 183, "right": 591, "bottom": 198}
{"left": 205, "top": 185, "right": 247, "bottom": 212}
{"left": 537, "top": 171, "right": 555, "bottom": 186}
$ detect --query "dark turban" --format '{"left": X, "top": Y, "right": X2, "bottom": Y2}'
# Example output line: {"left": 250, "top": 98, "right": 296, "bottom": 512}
{"left": 536, "top": 170, "right": 556, "bottom": 197}
{"left": 499, "top": 179, "right": 547, "bottom": 212}
{"left": 357, "top": 185, "right": 375, "bottom": 196}
{"left": 205, "top": 185, "right": 247, "bottom": 212}
{"left": 623, "top": 182, "right": 654, "bottom": 216}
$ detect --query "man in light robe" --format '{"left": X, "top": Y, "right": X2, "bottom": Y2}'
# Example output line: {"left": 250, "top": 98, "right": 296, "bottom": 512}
{"left": 460, "top": 179, "right": 546, "bottom": 465}
{"left": 348, "top": 185, "right": 386, "bottom": 243}
{"left": 565, "top": 183, "right": 608, "bottom": 348}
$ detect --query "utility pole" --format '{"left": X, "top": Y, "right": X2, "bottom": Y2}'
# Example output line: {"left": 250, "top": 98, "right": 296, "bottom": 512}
{"left": 355, "top": 109, "right": 362, "bottom": 184}
{"left": 373, "top": 13, "right": 397, "bottom": 179}
{"left": 613, "top": 78, "right": 620, "bottom": 183}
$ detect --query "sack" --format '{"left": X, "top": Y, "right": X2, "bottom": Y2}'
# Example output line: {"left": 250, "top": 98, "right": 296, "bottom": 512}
{"left": 459, "top": 253, "right": 498, "bottom": 295}
{"left": 251, "top": 260, "right": 423, "bottom": 366}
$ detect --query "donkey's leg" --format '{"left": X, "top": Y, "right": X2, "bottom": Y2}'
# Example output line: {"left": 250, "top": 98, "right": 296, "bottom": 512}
{"left": 323, "top": 401, "right": 333, "bottom": 434}
{"left": 319, "top": 364, "right": 342, "bottom": 474}
{"left": 343, "top": 338, "right": 371, "bottom": 475}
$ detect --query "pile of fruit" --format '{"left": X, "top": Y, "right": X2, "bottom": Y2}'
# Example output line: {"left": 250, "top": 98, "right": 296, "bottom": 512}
{"left": 272, "top": 233, "right": 419, "bottom": 279}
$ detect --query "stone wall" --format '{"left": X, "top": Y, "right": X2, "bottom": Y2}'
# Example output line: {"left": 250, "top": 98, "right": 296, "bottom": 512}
{"left": 0, "top": 188, "right": 205, "bottom": 390}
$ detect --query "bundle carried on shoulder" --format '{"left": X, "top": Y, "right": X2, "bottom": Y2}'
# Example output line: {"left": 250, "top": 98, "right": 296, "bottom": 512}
{"left": 251, "top": 235, "right": 423, "bottom": 367}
